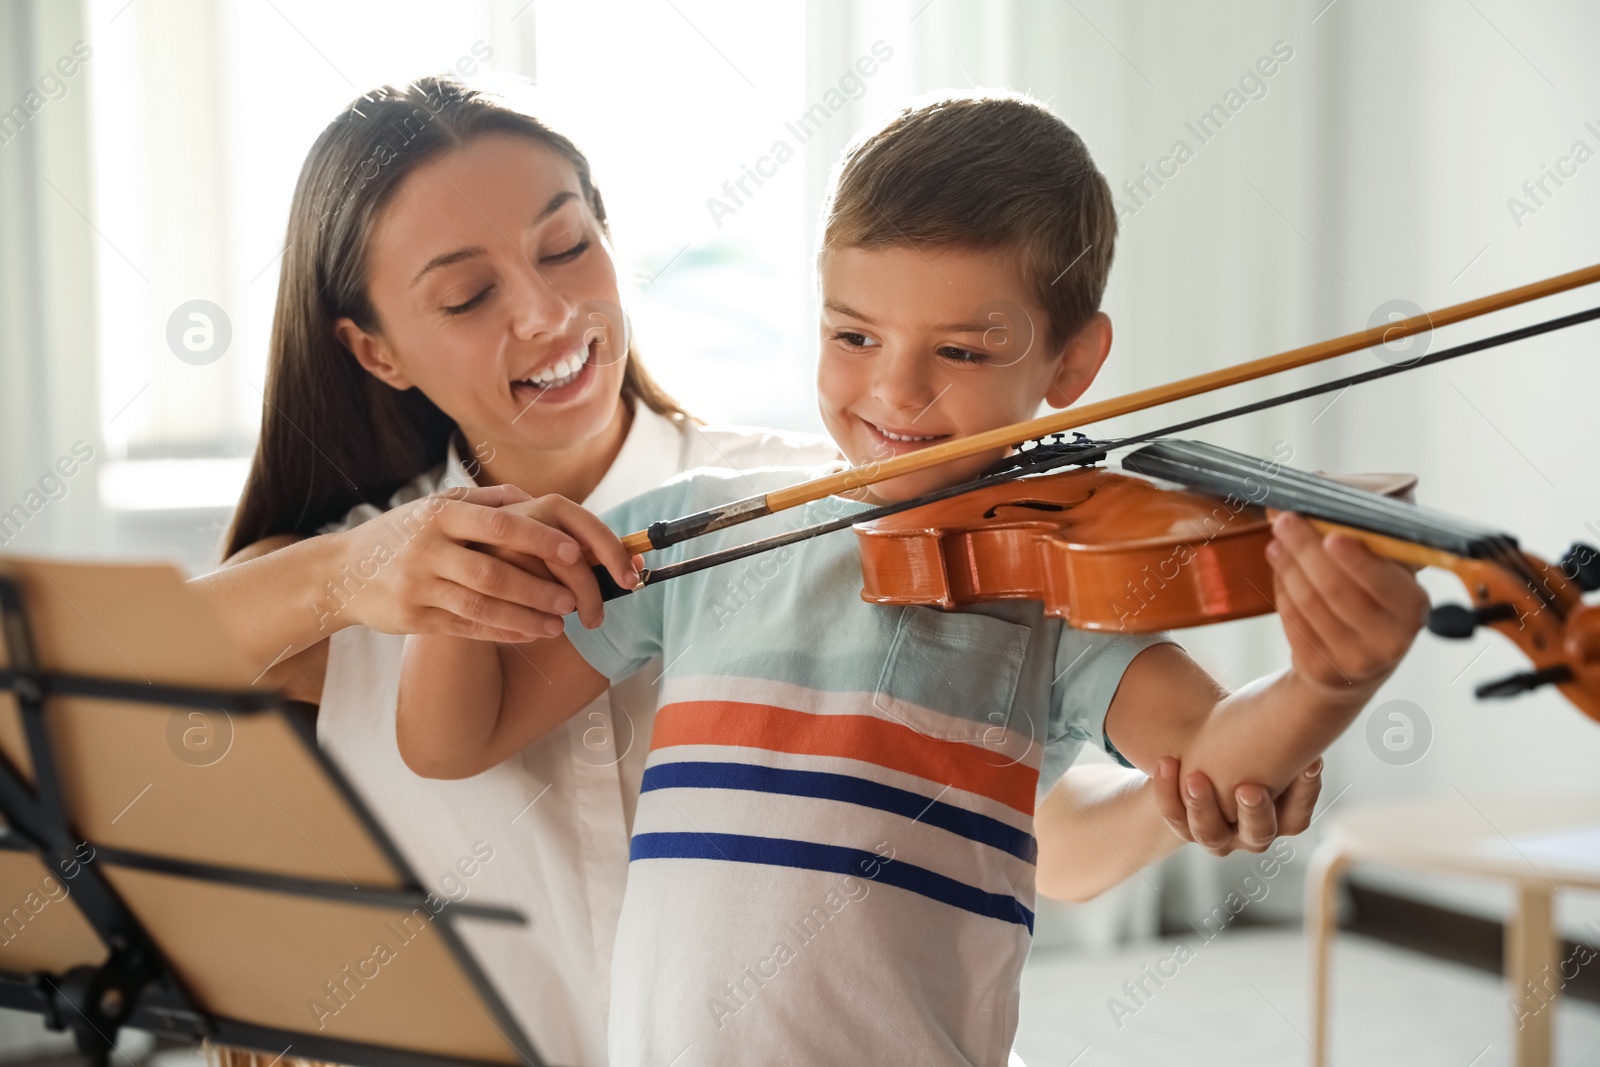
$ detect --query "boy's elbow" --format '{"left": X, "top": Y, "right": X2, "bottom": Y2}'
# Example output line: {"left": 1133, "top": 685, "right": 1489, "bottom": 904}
{"left": 395, "top": 714, "right": 482, "bottom": 780}
{"left": 398, "top": 742, "right": 474, "bottom": 780}
{"left": 1035, "top": 873, "right": 1107, "bottom": 905}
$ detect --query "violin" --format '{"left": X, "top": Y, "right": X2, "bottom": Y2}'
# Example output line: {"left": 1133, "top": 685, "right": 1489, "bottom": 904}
{"left": 853, "top": 439, "right": 1600, "bottom": 723}
{"left": 594, "top": 264, "right": 1600, "bottom": 723}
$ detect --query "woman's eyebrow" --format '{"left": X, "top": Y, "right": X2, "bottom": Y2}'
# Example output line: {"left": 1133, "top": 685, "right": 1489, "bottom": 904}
{"left": 411, "top": 191, "right": 583, "bottom": 287}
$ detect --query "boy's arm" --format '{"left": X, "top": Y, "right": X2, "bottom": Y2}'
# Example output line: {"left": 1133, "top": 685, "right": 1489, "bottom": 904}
{"left": 1034, "top": 757, "right": 1323, "bottom": 902}
{"left": 397, "top": 632, "right": 608, "bottom": 779}
{"left": 1103, "top": 513, "right": 1428, "bottom": 822}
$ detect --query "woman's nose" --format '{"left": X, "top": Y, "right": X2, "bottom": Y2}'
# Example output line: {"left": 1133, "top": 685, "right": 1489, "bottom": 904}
{"left": 506, "top": 256, "right": 573, "bottom": 340}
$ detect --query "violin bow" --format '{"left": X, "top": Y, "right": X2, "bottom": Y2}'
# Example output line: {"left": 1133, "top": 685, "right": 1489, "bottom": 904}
{"left": 601, "top": 300, "right": 1600, "bottom": 598}
{"left": 616, "top": 261, "right": 1600, "bottom": 558}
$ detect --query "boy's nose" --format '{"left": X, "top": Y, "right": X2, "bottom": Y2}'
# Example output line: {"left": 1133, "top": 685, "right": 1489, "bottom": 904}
{"left": 869, "top": 348, "right": 939, "bottom": 415}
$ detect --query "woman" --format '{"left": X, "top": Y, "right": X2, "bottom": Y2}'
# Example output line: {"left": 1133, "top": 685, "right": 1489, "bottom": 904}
{"left": 192, "top": 74, "right": 1319, "bottom": 1067}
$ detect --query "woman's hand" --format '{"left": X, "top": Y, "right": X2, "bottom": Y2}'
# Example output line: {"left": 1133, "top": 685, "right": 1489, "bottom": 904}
{"left": 338, "top": 484, "right": 638, "bottom": 643}
{"left": 1151, "top": 755, "right": 1323, "bottom": 856}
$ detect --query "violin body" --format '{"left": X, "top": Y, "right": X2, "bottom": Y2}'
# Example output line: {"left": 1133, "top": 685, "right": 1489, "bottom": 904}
{"left": 855, "top": 454, "right": 1600, "bottom": 723}
{"left": 854, "top": 466, "right": 1413, "bottom": 634}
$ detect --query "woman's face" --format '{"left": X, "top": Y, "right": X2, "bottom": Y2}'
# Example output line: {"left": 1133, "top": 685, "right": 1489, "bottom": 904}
{"left": 339, "top": 132, "right": 629, "bottom": 460}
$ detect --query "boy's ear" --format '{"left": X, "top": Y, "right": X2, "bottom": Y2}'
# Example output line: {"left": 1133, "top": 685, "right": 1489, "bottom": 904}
{"left": 1044, "top": 311, "right": 1112, "bottom": 408}
{"left": 334, "top": 317, "right": 414, "bottom": 391}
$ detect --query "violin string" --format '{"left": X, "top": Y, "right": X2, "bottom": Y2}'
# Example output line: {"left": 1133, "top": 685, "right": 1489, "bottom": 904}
{"left": 631, "top": 304, "right": 1600, "bottom": 593}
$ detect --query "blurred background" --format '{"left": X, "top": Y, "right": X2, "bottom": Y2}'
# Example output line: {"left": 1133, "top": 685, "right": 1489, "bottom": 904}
{"left": 2, "top": 0, "right": 1599, "bottom": 1063}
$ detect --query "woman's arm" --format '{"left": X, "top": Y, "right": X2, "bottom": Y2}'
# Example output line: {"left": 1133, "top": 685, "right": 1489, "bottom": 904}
{"left": 396, "top": 632, "right": 608, "bottom": 779}
{"left": 1035, "top": 757, "right": 1323, "bottom": 903}
{"left": 189, "top": 485, "right": 637, "bottom": 703}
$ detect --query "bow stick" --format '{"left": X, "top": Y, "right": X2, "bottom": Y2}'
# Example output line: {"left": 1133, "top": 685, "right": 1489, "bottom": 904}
{"left": 617, "top": 261, "right": 1600, "bottom": 557}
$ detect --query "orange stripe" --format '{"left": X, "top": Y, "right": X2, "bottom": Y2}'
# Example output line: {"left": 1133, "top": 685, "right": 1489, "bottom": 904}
{"left": 652, "top": 701, "right": 1038, "bottom": 814}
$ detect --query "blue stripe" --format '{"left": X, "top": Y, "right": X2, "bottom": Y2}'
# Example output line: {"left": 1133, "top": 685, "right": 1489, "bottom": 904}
{"left": 641, "top": 761, "right": 1037, "bottom": 864}
{"left": 630, "top": 831, "right": 1034, "bottom": 932}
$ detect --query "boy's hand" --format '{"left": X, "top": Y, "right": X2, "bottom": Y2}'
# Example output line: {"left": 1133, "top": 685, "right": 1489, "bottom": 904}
{"left": 1267, "top": 512, "right": 1429, "bottom": 699}
{"left": 1151, "top": 755, "right": 1322, "bottom": 855}
{"left": 472, "top": 493, "right": 641, "bottom": 634}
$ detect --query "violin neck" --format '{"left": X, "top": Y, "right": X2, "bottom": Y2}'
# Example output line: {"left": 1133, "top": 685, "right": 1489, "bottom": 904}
{"left": 1122, "top": 439, "right": 1514, "bottom": 562}
{"left": 1299, "top": 520, "right": 1465, "bottom": 571}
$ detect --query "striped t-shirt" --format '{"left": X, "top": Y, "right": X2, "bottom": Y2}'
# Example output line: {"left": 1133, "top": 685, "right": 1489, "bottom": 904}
{"left": 563, "top": 466, "right": 1168, "bottom": 1066}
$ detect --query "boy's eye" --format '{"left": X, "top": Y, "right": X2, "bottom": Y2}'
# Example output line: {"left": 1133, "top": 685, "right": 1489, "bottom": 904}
{"left": 540, "top": 238, "right": 590, "bottom": 265}
{"left": 830, "top": 330, "right": 878, "bottom": 349}
{"left": 937, "top": 345, "right": 989, "bottom": 364}
{"left": 444, "top": 287, "right": 493, "bottom": 316}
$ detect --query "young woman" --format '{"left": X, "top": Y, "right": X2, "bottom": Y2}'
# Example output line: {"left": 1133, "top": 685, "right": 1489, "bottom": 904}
{"left": 190, "top": 75, "right": 1320, "bottom": 1067}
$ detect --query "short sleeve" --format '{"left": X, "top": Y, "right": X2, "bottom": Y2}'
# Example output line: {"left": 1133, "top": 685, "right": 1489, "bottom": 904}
{"left": 1038, "top": 628, "right": 1177, "bottom": 793}
{"left": 560, "top": 474, "right": 707, "bottom": 684}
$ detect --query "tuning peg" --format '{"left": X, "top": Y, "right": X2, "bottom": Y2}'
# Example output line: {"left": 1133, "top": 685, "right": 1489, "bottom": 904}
{"left": 1560, "top": 542, "right": 1600, "bottom": 592}
{"left": 1427, "top": 602, "right": 1516, "bottom": 639}
{"left": 1474, "top": 665, "right": 1574, "bottom": 699}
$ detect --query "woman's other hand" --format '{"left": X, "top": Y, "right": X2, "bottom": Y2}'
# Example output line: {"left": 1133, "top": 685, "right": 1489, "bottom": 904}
{"left": 1152, "top": 755, "right": 1323, "bottom": 856}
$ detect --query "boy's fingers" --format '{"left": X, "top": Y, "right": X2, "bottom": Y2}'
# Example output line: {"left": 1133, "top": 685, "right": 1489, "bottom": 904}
{"left": 1322, "top": 534, "right": 1430, "bottom": 627}
{"left": 1276, "top": 759, "right": 1324, "bottom": 836}
{"left": 1271, "top": 514, "right": 1387, "bottom": 634}
{"left": 1272, "top": 547, "right": 1359, "bottom": 662}
{"left": 544, "top": 557, "right": 606, "bottom": 629}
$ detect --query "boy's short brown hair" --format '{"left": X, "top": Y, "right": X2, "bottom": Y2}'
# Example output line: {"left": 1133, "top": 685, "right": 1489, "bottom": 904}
{"left": 821, "top": 90, "right": 1116, "bottom": 350}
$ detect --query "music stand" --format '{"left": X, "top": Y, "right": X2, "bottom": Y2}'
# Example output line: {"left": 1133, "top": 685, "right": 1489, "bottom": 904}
{"left": 0, "top": 554, "right": 547, "bottom": 1067}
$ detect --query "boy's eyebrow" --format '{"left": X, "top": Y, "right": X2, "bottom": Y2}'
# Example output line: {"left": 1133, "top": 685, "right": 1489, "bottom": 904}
{"left": 823, "top": 299, "right": 988, "bottom": 333}
{"left": 411, "top": 190, "right": 581, "bottom": 286}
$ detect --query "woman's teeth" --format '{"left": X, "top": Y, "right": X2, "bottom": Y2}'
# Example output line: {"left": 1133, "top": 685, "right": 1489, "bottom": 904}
{"left": 516, "top": 348, "right": 590, "bottom": 390}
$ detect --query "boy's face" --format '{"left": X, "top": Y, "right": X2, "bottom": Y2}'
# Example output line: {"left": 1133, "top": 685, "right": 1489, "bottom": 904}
{"left": 817, "top": 244, "right": 1110, "bottom": 504}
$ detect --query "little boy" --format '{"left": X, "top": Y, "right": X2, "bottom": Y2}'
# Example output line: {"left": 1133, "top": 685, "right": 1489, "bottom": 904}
{"left": 397, "top": 91, "right": 1426, "bottom": 1065}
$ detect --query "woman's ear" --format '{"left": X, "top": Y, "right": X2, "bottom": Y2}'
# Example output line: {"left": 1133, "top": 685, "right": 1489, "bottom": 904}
{"left": 334, "top": 317, "right": 414, "bottom": 391}
{"left": 1044, "top": 311, "right": 1112, "bottom": 409}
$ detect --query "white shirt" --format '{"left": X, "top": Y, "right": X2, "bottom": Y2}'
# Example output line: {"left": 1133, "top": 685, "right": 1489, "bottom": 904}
{"left": 314, "top": 406, "right": 838, "bottom": 1067}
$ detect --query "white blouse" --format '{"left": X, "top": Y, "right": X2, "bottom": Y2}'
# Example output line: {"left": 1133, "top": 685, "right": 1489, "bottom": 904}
{"left": 313, "top": 406, "right": 837, "bottom": 1067}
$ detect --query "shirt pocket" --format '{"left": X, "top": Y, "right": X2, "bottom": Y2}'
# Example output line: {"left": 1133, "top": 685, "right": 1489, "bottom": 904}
{"left": 872, "top": 605, "right": 1030, "bottom": 744}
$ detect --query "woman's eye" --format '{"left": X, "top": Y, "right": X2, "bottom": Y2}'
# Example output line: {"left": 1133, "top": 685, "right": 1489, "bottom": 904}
{"left": 444, "top": 287, "right": 493, "bottom": 315}
{"left": 937, "top": 345, "right": 988, "bottom": 364}
{"left": 444, "top": 287, "right": 493, "bottom": 316}
{"left": 830, "top": 330, "right": 877, "bottom": 349}
{"left": 540, "top": 239, "right": 590, "bottom": 265}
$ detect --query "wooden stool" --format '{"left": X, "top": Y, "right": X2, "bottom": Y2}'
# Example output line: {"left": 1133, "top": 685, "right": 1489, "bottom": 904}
{"left": 1308, "top": 796, "right": 1600, "bottom": 1067}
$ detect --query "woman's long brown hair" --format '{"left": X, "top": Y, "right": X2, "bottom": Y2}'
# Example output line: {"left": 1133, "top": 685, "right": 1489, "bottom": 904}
{"left": 223, "top": 75, "right": 688, "bottom": 560}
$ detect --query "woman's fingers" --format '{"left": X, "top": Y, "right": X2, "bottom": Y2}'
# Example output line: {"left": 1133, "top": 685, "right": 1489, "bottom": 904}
{"left": 1150, "top": 757, "right": 1192, "bottom": 841}
{"left": 1178, "top": 772, "right": 1235, "bottom": 854}
{"left": 536, "top": 496, "right": 642, "bottom": 590}
{"left": 1274, "top": 758, "right": 1324, "bottom": 836}
{"left": 432, "top": 544, "right": 578, "bottom": 632}
{"left": 1231, "top": 782, "right": 1277, "bottom": 853}
{"left": 436, "top": 497, "right": 585, "bottom": 567}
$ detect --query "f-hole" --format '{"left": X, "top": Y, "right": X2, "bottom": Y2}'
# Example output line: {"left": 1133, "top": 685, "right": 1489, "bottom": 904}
{"left": 983, "top": 500, "right": 1068, "bottom": 519}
